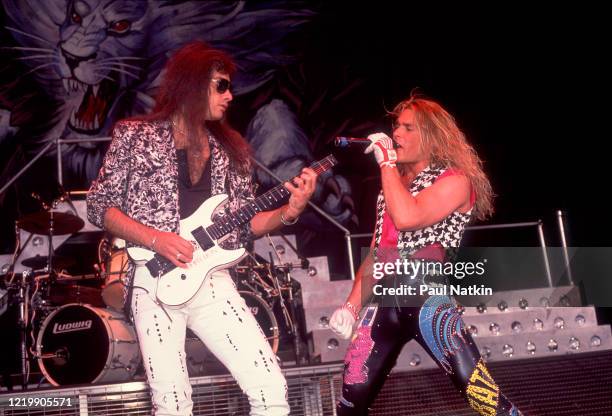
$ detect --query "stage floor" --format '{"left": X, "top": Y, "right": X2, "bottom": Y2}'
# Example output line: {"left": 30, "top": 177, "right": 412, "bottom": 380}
{"left": 1, "top": 350, "right": 611, "bottom": 415}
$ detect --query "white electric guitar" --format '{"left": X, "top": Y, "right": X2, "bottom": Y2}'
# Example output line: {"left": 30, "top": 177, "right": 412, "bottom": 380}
{"left": 127, "top": 155, "right": 337, "bottom": 306}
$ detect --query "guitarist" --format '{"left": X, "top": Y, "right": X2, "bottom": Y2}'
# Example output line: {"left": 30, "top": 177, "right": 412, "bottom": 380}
{"left": 87, "top": 41, "right": 317, "bottom": 415}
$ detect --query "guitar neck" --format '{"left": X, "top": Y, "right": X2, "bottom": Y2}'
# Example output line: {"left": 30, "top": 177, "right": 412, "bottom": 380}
{"left": 206, "top": 155, "right": 337, "bottom": 240}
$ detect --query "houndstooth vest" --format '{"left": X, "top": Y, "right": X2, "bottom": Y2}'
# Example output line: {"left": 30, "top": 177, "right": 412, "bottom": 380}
{"left": 373, "top": 165, "right": 472, "bottom": 260}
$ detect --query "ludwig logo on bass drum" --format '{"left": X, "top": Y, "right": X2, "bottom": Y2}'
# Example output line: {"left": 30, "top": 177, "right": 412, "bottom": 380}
{"left": 52, "top": 320, "right": 93, "bottom": 334}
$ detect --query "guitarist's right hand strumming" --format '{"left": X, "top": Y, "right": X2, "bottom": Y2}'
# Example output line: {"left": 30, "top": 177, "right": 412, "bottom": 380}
{"left": 102, "top": 207, "right": 195, "bottom": 269}
{"left": 149, "top": 230, "right": 194, "bottom": 269}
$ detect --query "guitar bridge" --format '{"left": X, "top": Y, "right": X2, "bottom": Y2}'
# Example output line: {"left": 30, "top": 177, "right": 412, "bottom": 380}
{"left": 146, "top": 255, "right": 175, "bottom": 278}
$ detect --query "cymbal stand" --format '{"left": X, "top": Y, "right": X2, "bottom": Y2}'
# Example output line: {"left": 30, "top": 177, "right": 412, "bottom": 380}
{"left": 45, "top": 194, "right": 68, "bottom": 277}
{"left": 281, "top": 268, "right": 309, "bottom": 365}
{"left": 265, "top": 236, "right": 308, "bottom": 365}
{"left": 240, "top": 252, "right": 276, "bottom": 296}
{"left": 16, "top": 269, "right": 31, "bottom": 389}
{"left": 47, "top": 213, "right": 55, "bottom": 275}
{"left": 29, "top": 192, "right": 58, "bottom": 277}
{"left": 278, "top": 233, "right": 310, "bottom": 270}
{"left": 4, "top": 223, "right": 33, "bottom": 285}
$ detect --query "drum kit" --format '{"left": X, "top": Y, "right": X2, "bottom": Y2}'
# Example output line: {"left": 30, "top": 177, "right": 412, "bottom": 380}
{"left": 2, "top": 194, "right": 308, "bottom": 389}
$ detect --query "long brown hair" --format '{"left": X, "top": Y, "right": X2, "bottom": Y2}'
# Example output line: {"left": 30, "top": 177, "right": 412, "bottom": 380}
{"left": 144, "top": 41, "right": 250, "bottom": 172}
{"left": 392, "top": 94, "right": 494, "bottom": 221}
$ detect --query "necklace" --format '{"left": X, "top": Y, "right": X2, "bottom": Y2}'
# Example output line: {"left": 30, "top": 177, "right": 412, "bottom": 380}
{"left": 172, "top": 119, "right": 187, "bottom": 136}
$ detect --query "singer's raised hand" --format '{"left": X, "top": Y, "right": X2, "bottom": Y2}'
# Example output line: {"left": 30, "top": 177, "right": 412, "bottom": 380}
{"left": 364, "top": 132, "right": 397, "bottom": 168}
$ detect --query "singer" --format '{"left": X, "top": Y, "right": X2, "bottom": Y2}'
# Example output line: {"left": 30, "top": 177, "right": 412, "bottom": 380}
{"left": 330, "top": 93, "right": 523, "bottom": 415}
{"left": 87, "top": 41, "right": 319, "bottom": 415}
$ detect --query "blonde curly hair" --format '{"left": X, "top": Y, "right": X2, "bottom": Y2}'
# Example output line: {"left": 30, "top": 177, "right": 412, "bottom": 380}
{"left": 391, "top": 93, "right": 494, "bottom": 221}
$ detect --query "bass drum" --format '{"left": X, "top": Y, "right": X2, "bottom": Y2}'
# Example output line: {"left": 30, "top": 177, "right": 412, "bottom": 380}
{"left": 36, "top": 304, "right": 140, "bottom": 386}
{"left": 185, "top": 290, "right": 279, "bottom": 376}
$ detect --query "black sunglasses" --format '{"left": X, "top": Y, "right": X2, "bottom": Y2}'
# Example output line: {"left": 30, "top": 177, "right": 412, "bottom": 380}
{"left": 211, "top": 77, "right": 231, "bottom": 94}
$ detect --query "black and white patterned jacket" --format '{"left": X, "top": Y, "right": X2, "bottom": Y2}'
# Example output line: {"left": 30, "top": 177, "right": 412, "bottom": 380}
{"left": 373, "top": 165, "right": 472, "bottom": 260}
{"left": 86, "top": 119, "right": 254, "bottom": 249}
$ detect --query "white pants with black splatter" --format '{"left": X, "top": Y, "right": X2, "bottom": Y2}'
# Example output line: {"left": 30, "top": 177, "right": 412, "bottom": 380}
{"left": 131, "top": 266, "right": 289, "bottom": 416}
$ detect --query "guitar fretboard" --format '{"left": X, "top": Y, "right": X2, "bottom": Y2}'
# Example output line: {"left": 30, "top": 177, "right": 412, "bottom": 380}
{"left": 205, "top": 155, "right": 337, "bottom": 240}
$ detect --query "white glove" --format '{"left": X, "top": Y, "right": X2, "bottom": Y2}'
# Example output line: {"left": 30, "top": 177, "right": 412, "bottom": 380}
{"left": 364, "top": 132, "right": 397, "bottom": 168}
{"left": 329, "top": 307, "right": 357, "bottom": 340}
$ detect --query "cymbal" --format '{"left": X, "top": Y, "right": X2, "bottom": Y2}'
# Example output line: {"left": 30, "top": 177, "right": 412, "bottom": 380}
{"left": 21, "top": 255, "right": 76, "bottom": 270}
{"left": 17, "top": 211, "right": 84, "bottom": 235}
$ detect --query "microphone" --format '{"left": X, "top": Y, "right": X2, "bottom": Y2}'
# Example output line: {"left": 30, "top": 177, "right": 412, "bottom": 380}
{"left": 334, "top": 137, "right": 371, "bottom": 148}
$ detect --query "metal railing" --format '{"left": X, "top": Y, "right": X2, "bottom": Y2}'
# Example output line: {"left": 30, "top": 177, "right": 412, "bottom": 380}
{"left": 0, "top": 136, "right": 112, "bottom": 196}
{"left": 344, "top": 218, "right": 574, "bottom": 288}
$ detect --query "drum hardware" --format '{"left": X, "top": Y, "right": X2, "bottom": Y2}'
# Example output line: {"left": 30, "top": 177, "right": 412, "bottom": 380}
{"left": 237, "top": 234, "right": 310, "bottom": 365}
{"left": 20, "top": 255, "right": 76, "bottom": 271}
{"left": 16, "top": 190, "right": 84, "bottom": 277}
{"left": 276, "top": 232, "right": 311, "bottom": 271}
{"left": 3, "top": 188, "right": 104, "bottom": 389}
{"left": 269, "top": 233, "right": 312, "bottom": 365}
{"left": 234, "top": 263, "right": 269, "bottom": 272}
{"left": 36, "top": 304, "right": 140, "bottom": 386}
{"left": 12, "top": 189, "right": 89, "bottom": 379}
{"left": 265, "top": 236, "right": 299, "bottom": 348}
{"left": 15, "top": 269, "right": 32, "bottom": 389}
{"left": 36, "top": 350, "right": 68, "bottom": 360}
